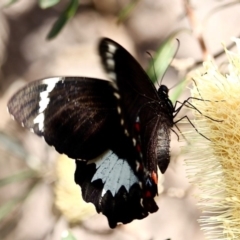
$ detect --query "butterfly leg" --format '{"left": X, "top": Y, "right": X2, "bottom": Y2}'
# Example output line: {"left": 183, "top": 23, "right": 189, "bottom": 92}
{"left": 174, "top": 115, "right": 211, "bottom": 141}
{"left": 173, "top": 97, "right": 223, "bottom": 122}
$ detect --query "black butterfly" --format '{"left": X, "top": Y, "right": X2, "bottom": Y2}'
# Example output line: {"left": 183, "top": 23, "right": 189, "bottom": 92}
{"left": 7, "top": 38, "right": 175, "bottom": 228}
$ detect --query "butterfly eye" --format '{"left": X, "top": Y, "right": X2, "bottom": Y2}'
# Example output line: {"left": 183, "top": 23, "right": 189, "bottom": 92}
{"left": 159, "top": 85, "right": 169, "bottom": 95}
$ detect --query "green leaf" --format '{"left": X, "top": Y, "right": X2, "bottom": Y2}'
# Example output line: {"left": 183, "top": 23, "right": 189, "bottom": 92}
{"left": 61, "top": 230, "right": 77, "bottom": 240}
{"left": 47, "top": 0, "right": 79, "bottom": 40}
{"left": 0, "top": 170, "right": 37, "bottom": 188}
{"left": 0, "top": 198, "right": 22, "bottom": 221}
{"left": 146, "top": 35, "right": 177, "bottom": 84}
{"left": 117, "top": 0, "right": 140, "bottom": 24}
{"left": 0, "top": 131, "right": 28, "bottom": 160}
{"left": 145, "top": 31, "right": 189, "bottom": 104}
{"left": 0, "top": 180, "right": 39, "bottom": 221}
{"left": 39, "top": 0, "right": 61, "bottom": 9}
{"left": 4, "top": 0, "right": 19, "bottom": 7}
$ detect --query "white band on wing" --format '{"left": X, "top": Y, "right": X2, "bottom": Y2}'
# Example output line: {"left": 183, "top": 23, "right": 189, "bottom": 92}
{"left": 88, "top": 150, "right": 138, "bottom": 197}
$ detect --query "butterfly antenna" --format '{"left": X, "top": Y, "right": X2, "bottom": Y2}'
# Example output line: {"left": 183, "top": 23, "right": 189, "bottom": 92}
{"left": 192, "top": 78, "right": 205, "bottom": 102}
{"left": 171, "top": 124, "right": 190, "bottom": 143}
{"left": 147, "top": 38, "right": 180, "bottom": 88}
{"left": 169, "top": 78, "right": 187, "bottom": 92}
{"left": 174, "top": 115, "right": 211, "bottom": 141}
{"left": 146, "top": 51, "right": 159, "bottom": 88}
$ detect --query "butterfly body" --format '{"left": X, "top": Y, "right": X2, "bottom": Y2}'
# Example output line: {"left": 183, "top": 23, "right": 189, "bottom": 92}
{"left": 8, "top": 38, "right": 174, "bottom": 228}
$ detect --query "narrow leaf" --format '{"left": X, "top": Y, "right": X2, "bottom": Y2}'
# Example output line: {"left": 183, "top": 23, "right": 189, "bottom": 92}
{"left": 47, "top": 0, "right": 79, "bottom": 40}
{"left": 4, "top": 0, "right": 19, "bottom": 7}
{"left": 0, "top": 170, "right": 37, "bottom": 188}
{"left": 0, "top": 181, "right": 39, "bottom": 221}
{"left": 117, "top": 0, "right": 140, "bottom": 24}
{"left": 146, "top": 36, "right": 177, "bottom": 83}
{"left": 61, "top": 230, "right": 77, "bottom": 240}
{"left": 0, "top": 131, "right": 28, "bottom": 160}
{"left": 39, "top": 0, "right": 61, "bottom": 9}
{"left": 0, "top": 198, "right": 22, "bottom": 221}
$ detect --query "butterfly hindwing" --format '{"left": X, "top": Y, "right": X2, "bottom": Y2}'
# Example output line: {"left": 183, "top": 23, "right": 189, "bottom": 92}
{"left": 75, "top": 150, "right": 150, "bottom": 228}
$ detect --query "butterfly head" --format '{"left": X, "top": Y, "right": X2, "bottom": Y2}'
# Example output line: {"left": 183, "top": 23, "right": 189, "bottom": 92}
{"left": 157, "top": 85, "right": 174, "bottom": 115}
{"left": 158, "top": 85, "right": 169, "bottom": 97}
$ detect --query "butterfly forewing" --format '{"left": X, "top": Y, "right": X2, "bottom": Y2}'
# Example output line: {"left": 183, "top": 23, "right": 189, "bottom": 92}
{"left": 8, "top": 77, "right": 119, "bottom": 159}
{"left": 99, "top": 38, "right": 173, "bottom": 175}
{"left": 99, "top": 38, "right": 160, "bottom": 135}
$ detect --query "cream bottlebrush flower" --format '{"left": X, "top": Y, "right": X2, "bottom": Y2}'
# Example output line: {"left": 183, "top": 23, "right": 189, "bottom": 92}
{"left": 54, "top": 155, "right": 165, "bottom": 224}
{"left": 185, "top": 38, "right": 240, "bottom": 240}
{"left": 54, "top": 155, "right": 96, "bottom": 224}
